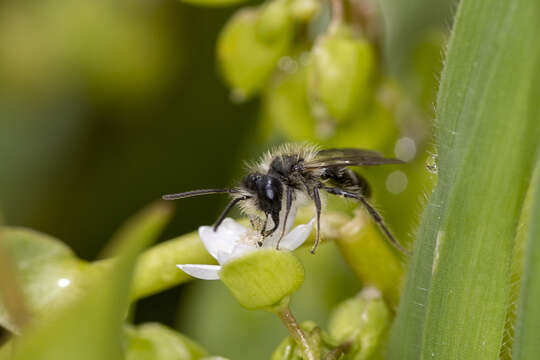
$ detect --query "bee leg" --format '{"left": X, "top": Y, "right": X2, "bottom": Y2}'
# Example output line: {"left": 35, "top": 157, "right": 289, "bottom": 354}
{"left": 259, "top": 214, "right": 269, "bottom": 246}
{"left": 276, "top": 187, "right": 294, "bottom": 250}
{"left": 213, "top": 196, "right": 250, "bottom": 231}
{"left": 310, "top": 187, "right": 322, "bottom": 254}
{"left": 261, "top": 211, "right": 280, "bottom": 244}
{"left": 323, "top": 187, "right": 410, "bottom": 256}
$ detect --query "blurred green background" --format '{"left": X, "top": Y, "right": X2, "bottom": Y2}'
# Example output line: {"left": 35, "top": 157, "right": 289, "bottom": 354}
{"left": 0, "top": 0, "right": 455, "bottom": 358}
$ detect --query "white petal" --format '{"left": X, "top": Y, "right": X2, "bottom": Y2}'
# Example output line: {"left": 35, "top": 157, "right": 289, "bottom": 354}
{"left": 216, "top": 250, "right": 230, "bottom": 265}
{"left": 227, "top": 243, "right": 257, "bottom": 262}
{"left": 279, "top": 218, "right": 315, "bottom": 251}
{"left": 262, "top": 204, "right": 299, "bottom": 249}
{"left": 198, "top": 218, "right": 248, "bottom": 259}
{"left": 177, "top": 264, "right": 221, "bottom": 280}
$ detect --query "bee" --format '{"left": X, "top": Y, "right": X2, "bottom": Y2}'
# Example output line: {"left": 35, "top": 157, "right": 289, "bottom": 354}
{"left": 163, "top": 143, "right": 407, "bottom": 254}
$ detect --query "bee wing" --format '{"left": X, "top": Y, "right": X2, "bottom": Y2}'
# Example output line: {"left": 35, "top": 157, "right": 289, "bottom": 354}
{"left": 304, "top": 148, "right": 404, "bottom": 169}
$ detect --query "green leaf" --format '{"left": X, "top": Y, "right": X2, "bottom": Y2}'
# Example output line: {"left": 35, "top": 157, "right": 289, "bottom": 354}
{"left": 125, "top": 323, "right": 208, "bottom": 360}
{"left": 513, "top": 153, "right": 540, "bottom": 359}
{"left": 388, "top": 0, "right": 540, "bottom": 359}
{"left": 0, "top": 228, "right": 89, "bottom": 333}
{"left": 500, "top": 161, "right": 539, "bottom": 359}
{"left": 0, "top": 202, "right": 172, "bottom": 333}
{"left": 9, "top": 204, "right": 169, "bottom": 360}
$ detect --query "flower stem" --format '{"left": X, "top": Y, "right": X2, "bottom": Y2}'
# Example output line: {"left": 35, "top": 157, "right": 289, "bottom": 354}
{"left": 330, "top": 0, "right": 343, "bottom": 25}
{"left": 276, "top": 306, "right": 318, "bottom": 360}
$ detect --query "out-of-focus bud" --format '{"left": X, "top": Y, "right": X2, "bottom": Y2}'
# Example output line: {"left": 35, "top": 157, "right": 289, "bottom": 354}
{"left": 308, "top": 25, "right": 376, "bottom": 122}
{"left": 290, "top": 0, "right": 320, "bottom": 22}
{"left": 272, "top": 321, "right": 324, "bottom": 360}
{"left": 262, "top": 51, "right": 316, "bottom": 141}
{"left": 217, "top": 8, "right": 293, "bottom": 101}
{"left": 256, "top": 0, "right": 293, "bottom": 43}
{"left": 328, "top": 99, "right": 399, "bottom": 152}
{"left": 219, "top": 249, "right": 304, "bottom": 310}
{"left": 327, "top": 287, "right": 390, "bottom": 360}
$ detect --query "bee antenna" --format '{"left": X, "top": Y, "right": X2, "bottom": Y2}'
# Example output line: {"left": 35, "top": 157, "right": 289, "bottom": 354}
{"left": 213, "top": 195, "right": 251, "bottom": 231}
{"left": 162, "top": 189, "right": 235, "bottom": 200}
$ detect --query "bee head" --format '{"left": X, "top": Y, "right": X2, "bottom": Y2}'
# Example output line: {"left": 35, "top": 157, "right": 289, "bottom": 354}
{"left": 242, "top": 173, "right": 283, "bottom": 215}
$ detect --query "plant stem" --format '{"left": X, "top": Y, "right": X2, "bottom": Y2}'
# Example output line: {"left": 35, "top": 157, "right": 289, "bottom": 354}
{"left": 330, "top": 0, "right": 343, "bottom": 24}
{"left": 276, "top": 306, "right": 317, "bottom": 360}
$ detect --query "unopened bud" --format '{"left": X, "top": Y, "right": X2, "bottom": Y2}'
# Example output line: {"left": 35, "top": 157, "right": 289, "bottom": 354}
{"left": 327, "top": 287, "right": 390, "bottom": 359}
{"left": 256, "top": 0, "right": 293, "bottom": 43}
{"left": 217, "top": 8, "right": 292, "bottom": 100}
{"left": 308, "top": 25, "right": 375, "bottom": 122}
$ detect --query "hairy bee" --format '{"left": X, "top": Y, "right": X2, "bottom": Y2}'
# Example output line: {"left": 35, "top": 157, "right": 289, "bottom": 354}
{"left": 163, "top": 143, "right": 407, "bottom": 254}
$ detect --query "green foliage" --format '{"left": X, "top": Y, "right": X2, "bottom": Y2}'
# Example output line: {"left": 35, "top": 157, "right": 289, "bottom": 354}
{"left": 6, "top": 0, "right": 539, "bottom": 358}
{"left": 389, "top": 0, "right": 540, "bottom": 359}
{"left": 125, "top": 323, "right": 207, "bottom": 360}
{"left": 0, "top": 228, "right": 90, "bottom": 333}
{"left": 513, "top": 156, "right": 540, "bottom": 359}
{"left": 9, "top": 206, "right": 169, "bottom": 360}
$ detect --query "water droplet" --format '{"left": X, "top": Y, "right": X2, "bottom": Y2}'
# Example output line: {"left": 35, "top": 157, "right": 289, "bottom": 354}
{"left": 386, "top": 171, "right": 408, "bottom": 194}
{"left": 426, "top": 153, "right": 438, "bottom": 174}
{"left": 394, "top": 137, "right": 416, "bottom": 161}
{"left": 57, "top": 278, "right": 71, "bottom": 288}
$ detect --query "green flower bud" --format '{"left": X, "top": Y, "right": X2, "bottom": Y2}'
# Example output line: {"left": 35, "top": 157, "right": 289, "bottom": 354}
{"left": 290, "top": 0, "right": 320, "bottom": 22}
{"left": 219, "top": 249, "right": 304, "bottom": 310}
{"left": 308, "top": 25, "right": 376, "bottom": 122}
{"left": 217, "top": 8, "right": 293, "bottom": 101}
{"left": 256, "top": 0, "right": 293, "bottom": 43}
{"left": 328, "top": 287, "right": 390, "bottom": 359}
{"left": 272, "top": 321, "right": 325, "bottom": 360}
{"left": 262, "top": 51, "right": 316, "bottom": 141}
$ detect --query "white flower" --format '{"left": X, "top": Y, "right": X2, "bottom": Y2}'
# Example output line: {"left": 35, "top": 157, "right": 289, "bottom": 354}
{"left": 177, "top": 217, "right": 314, "bottom": 280}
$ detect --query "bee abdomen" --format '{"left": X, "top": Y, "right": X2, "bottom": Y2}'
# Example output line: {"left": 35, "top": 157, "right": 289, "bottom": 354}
{"left": 322, "top": 168, "right": 371, "bottom": 198}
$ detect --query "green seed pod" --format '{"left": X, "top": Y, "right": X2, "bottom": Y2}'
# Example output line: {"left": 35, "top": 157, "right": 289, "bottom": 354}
{"left": 219, "top": 249, "right": 304, "bottom": 310}
{"left": 328, "top": 287, "right": 390, "bottom": 359}
{"left": 262, "top": 51, "right": 317, "bottom": 141}
{"left": 256, "top": 0, "right": 293, "bottom": 43}
{"left": 308, "top": 25, "right": 376, "bottom": 122}
{"left": 217, "top": 8, "right": 293, "bottom": 101}
{"left": 289, "top": 0, "right": 320, "bottom": 22}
